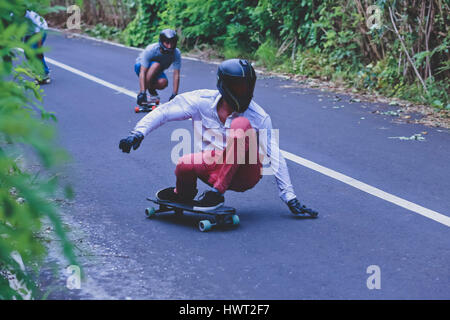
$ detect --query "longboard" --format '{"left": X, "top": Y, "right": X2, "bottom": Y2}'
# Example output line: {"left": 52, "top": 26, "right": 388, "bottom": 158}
{"left": 134, "top": 100, "right": 160, "bottom": 113}
{"left": 145, "top": 197, "right": 239, "bottom": 232}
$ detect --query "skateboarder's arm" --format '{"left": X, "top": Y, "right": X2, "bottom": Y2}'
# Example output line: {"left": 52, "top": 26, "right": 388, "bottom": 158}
{"left": 172, "top": 69, "right": 180, "bottom": 96}
{"left": 133, "top": 92, "right": 197, "bottom": 137}
{"left": 259, "top": 116, "right": 319, "bottom": 217}
{"left": 138, "top": 65, "right": 147, "bottom": 93}
{"left": 260, "top": 116, "right": 296, "bottom": 203}
{"left": 171, "top": 49, "right": 181, "bottom": 96}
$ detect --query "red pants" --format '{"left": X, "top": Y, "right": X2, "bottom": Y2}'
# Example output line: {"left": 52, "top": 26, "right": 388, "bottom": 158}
{"left": 175, "top": 117, "right": 262, "bottom": 199}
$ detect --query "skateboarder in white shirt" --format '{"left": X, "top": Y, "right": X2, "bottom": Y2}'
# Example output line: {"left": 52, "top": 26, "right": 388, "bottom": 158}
{"left": 120, "top": 59, "right": 318, "bottom": 217}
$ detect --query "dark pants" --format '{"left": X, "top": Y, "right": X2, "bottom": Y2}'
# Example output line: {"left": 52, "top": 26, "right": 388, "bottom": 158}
{"left": 25, "top": 31, "right": 49, "bottom": 76}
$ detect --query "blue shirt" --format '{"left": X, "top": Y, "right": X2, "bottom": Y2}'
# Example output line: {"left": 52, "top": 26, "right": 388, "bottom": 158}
{"left": 136, "top": 43, "right": 181, "bottom": 70}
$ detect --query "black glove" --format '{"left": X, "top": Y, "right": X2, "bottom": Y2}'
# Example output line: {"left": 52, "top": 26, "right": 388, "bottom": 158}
{"left": 169, "top": 93, "right": 177, "bottom": 101}
{"left": 137, "top": 92, "right": 147, "bottom": 106}
{"left": 287, "top": 198, "right": 318, "bottom": 218}
{"left": 119, "top": 132, "right": 144, "bottom": 153}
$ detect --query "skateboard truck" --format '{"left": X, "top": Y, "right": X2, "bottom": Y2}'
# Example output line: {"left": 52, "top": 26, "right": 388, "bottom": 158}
{"left": 145, "top": 198, "right": 240, "bottom": 232}
{"left": 198, "top": 215, "right": 240, "bottom": 232}
{"left": 134, "top": 99, "right": 160, "bottom": 113}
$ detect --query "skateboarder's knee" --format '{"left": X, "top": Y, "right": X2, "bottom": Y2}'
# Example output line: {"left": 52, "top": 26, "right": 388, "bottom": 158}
{"left": 145, "top": 62, "right": 161, "bottom": 82}
{"left": 230, "top": 117, "right": 251, "bottom": 131}
{"left": 228, "top": 117, "right": 256, "bottom": 144}
{"left": 148, "top": 61, "right": 161, "bottom": 72}
{"left": 156, "top": 78, "right": 168, "bottom": 89}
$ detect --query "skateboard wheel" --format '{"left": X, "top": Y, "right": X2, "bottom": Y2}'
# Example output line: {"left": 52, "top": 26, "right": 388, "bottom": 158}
{"left": 151, "top": 105, "right": 157, "bottom": 111}
{"left": 145, "top": 207, "right": 156, "bottom": 218}
{"left": 134, "top": 106, "right": 140, "bottom": 113}
{"left": 199, "top": 220, "right": 212, "bottom": 232}
{"left": 231, "top": 215, "right": 240, "bottom": 225}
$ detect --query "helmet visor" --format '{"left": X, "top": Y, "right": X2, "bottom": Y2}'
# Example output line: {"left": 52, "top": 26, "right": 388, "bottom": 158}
{"left": 222, "top": 77, "right": 255, "bottom": 112}
{"left": 164, "top": 38, "right": 177, "bottom": 47}
{"left": 161, "top": 39, "right": 177, "bottom": 52}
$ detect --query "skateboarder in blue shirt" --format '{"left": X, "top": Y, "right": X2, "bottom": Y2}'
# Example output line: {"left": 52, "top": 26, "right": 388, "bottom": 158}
{"left": 135, "top": 29, "right": 181, "bottom": 106}
{"left": 23, "top": 10, "right": 50, "bottom": 84}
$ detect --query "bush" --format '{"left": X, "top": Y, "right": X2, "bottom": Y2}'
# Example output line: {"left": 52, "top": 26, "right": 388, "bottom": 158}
{"left": 0, "top": 0, "right": 78, "bottom": 299}
{"left": 84, "top": 23, "right": 125, "bottom": 43}
{"left": 255, "top": 39, "right": 280, "bottom": 69}
{"left": 123, "top": 0, "right": 167, "bottom": 47}
{"left": 73, "top": 0, "right": 450, "bottom": 107}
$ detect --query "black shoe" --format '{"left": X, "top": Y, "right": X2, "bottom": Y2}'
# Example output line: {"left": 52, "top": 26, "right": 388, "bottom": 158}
{"left": 156, "top": 187, "right": 180, "bottom": 202}
{"left": 35, "top": 75, "right": 51, "bottom": 85}
{"left": 148, "top": 88, "right": 158, "bottom": 96}
{"left": 193, "top": 191, "right": 224, "bottom": 211}
{"left": 156, "top": 187, "right": 197, "bottom": 204}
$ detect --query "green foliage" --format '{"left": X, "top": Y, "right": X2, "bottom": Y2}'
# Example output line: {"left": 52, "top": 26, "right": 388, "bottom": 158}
{"left": 123, "top": 0, "right": 167, "bottom": 47}
{"left": 123, "top": 0, "right": 260, "bottom": 55}
{"left": 255, "top": 39, "right": 281, "bottom": 69}
{"left": 294, "top": 48, "right": 334, "bottom": 80}
{"left": 83, "top": 0, "right": 450, "bottom": 107}
{"left": 84, "top": 23, "right": 124, "bottom": 43}
{"left": 1, "top": 0, "right": 77, "bottom": 299}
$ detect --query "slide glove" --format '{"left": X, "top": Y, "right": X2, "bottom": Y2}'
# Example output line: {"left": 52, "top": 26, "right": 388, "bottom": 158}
{"left": 119, "top": 132, "right": 144, "bottom": 153}
{"left": 287, "top": 198, "right": 318, "bottom": 218}
{"left": 169, "top": 93, "right": 177, "bottom": 101}
{"left": 137, "top": 92, "right": 147, "bottom": 106}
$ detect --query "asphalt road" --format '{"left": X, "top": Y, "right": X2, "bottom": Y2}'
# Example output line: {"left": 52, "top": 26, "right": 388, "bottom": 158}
{"left": 39, "top": 31, "right": 449, "bottom": 299}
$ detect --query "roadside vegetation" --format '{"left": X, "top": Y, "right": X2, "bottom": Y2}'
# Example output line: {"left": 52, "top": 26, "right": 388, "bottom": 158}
{"left": 2, "top": 0, "right": 446, "bottom": 299}
{"left": 49, "top": 0, "right": 449, "bottom": 112}
{"left": 0, "top": 0, "right": 78, "bottom": 299}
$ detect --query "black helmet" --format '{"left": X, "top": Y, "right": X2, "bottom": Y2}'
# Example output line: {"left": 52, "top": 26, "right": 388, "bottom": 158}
{"left": 217, "top": 59, "right": 256, "bottom": 113}
{"left": 159, "top": 29, "right": 178, "bottom": 54}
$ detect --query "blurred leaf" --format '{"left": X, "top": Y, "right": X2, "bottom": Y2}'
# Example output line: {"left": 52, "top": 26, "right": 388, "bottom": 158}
{"left": 0, "top": 0, "right": 78, "bottom": 299}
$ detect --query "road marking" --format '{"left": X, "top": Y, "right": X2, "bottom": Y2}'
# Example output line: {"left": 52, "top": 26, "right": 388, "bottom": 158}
{"left": 44, "top": 57, "right": 450, "bottom": 227}
{"left": 46, "top": 57, "right": 136, "bottom": 96}
{"left": 281, "top": 151, "right": 450, "bottom": 227}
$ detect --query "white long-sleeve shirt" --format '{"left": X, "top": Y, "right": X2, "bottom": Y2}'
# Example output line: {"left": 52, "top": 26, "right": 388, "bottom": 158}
{"left": 25, "top": 10, "right": 48, "bottom": 33}
{"left": 133, "top": 89, "right": 296, "bottom": 203}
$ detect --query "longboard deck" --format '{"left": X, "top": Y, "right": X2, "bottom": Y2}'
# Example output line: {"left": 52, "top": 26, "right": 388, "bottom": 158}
{"left": 146, "top": 198, "right": 236, "bottom": 215}
{"left": 145, "top": 198, "right": 239, "bottom": 232}
{"left": 134, "top": 101, "right": 160, "bottom": 113}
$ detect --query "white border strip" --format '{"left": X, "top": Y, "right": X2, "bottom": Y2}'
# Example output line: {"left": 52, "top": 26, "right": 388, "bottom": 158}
{"left": 44, "top": 57, "right": 450, "bottom": 227}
